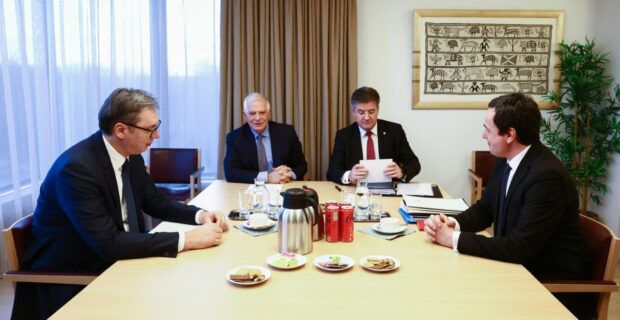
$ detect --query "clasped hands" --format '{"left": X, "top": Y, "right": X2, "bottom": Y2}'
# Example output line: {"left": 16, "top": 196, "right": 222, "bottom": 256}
{"left": 184, "top": 210, "right": 229, "bottom": 251}
{"left": 267, "top": 165, "right": 294, "bottom": 183}
{"left": 425, "top": 214, "right": 455, "bottom": 248}
{"left": 348, "top": 162, "right": 403, "bottom": 183}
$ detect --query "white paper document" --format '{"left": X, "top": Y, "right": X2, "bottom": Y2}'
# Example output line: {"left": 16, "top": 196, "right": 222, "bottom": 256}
{"left": 150, "top": 221, "right": 197, "bottom": 234}
{"left": 396, "top": 183, "right": 434, "bottom": 196}
{"left": 402, "top": 195, "right": 469, "bottom": 214}
{"left": 359, "top": 159, "right": 392, "bottom": 183}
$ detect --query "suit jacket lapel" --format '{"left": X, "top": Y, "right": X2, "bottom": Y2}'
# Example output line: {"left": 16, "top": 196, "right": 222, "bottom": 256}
{"left": 243, "top": 124, "right": 259, "bottom": 171}
{"left": 377, "top": 120, "right": 389, "bottom": 159}
{"left": 91, "top": 132, "right": 124, "bottom": 229}
{"left": 268, "top": 122, "right": 281, "bottom": 166}
{"left": 351, "top": 124, "right": 363, "bottom": 161}
{"left": 505, "top": 143, "right": 542, "bottom": 208}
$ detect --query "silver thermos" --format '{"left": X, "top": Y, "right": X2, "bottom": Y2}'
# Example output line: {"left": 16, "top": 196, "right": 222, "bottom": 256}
{"left": 278, "top": 188, "right": 314, "bottom": 255}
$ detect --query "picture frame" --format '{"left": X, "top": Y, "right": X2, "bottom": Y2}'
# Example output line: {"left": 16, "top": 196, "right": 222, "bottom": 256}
{"left": 412, "top": 10, "right": 564, "bottom": 109}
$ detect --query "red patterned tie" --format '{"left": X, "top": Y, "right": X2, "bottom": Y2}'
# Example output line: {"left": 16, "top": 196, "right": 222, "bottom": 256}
{"left": 366, "top": 131, "right": 375, "bottom": 160}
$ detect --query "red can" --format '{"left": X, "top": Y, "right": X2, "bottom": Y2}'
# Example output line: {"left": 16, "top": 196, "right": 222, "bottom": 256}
{"left": 325, "top": 205, "right": 340, "bottom": 242}
{"left": 339, "top": 205, "right": 354, "bottom": 242}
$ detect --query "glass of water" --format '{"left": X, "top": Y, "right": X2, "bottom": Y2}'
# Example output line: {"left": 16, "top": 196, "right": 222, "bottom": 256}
{"left": 369, "top": 192, "right": 383, "bottom": 221}
{"left": 354, "top": 179, "right": 370, "bottom": 221}
{"left": 238, "top": 189, "right": 253, "bottom": 220}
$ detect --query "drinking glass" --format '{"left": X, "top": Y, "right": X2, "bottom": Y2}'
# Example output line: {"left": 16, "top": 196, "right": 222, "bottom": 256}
{"left": 354, "top": 179, "right": 370, "bottom": 221}
{"left": 369, "top": 192, "right": 383, "bottom": 221}
{"left": 268, "top": 190, "right": 283, "bottom": 220}
{"left": 238, "top": 189, "right": 253, "bottom": 220}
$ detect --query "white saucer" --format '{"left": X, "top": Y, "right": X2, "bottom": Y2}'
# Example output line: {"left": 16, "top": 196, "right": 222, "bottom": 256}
{"left": 359, "top": 255, "right": 400, "bottom": 272}
{"left": 313, "top": 255, "right": 354, "bottom": 272}
{"left": 243, "top": 220, "right": 276, "bottom": 231}
{"left": 371, "top": 223, "right": 406, "bottom": 235}
{"left": 266, "top": 253, "right": 307, "bottom": 270}
{"left": 226, "top": 265, "right": 271, "bottom": 286}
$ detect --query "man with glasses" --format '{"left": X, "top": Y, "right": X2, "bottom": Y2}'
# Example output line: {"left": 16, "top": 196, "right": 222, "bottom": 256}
{"left": 12, "top": 88, "right": 229, "bottom": 319}
{"left": 327, "top": 86, "right": 421, "bottom": 184}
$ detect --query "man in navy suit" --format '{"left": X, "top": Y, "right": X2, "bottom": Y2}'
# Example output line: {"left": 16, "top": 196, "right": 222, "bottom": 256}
{"left": 224, "top": 93, "right": 307, "bottom": 183}
{"left": 326, "top": 86, "right": 421, "bottom": 184}
{"left": 425, "top": 93, "right": 592, "bottom": 318}
{"left": 11, "top": 88, "right": 229, "bottom": 319}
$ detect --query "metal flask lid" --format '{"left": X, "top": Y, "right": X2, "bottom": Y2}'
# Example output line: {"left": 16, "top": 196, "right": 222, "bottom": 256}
{"left": 281, "top": 188, "right": 308, "bottom": 209}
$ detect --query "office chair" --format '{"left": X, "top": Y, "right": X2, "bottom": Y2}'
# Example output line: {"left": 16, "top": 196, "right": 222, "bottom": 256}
{"left": 542, "top": 215, "right": 620, "bottom": 320}
{"left": 149, "top": 148, "right": 204, "bottom": 202}
{"left": 467, "top": 150, "right": 497, "bottom": 204}
{"left": 2, "top": 214, "right": 96, "bottom": 286}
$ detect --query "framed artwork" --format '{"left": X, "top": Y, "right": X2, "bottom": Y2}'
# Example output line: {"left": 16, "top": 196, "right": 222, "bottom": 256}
{"left": 412, "top": 10, "right": 564, "bottom": 109}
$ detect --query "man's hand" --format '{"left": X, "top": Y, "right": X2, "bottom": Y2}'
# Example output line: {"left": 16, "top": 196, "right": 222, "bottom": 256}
{"left": 425, "top": 214, "right": 455, "bottom": 248}
{"left": 348, "top": 164, "right": 369, "bottom": 183}
{"left": 268, "top": 165, "right": 293, "bottom": 183}
{"left": 198, "top": 210, "right": 229, "bottom": 231}
{"left": 183, "top": 223, "right": 223, "bottom": 250}
{"left": 383, "top": 162, "right": 404, "bottom": 179}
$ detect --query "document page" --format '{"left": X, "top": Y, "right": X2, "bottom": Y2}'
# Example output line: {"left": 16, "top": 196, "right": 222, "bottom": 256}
{"left": 359, "top": 159, "right": 392, "bottom": 183}
{"left": 150, "top": 222, "right": 197, "bottom": 233}
{"left": 397, "top": 183, "right": 433, "bottom": 196}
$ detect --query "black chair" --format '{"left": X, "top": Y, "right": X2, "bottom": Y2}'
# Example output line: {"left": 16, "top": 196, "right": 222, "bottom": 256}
{"left": 149, "top": 148, "right": 204, "bottom": 202}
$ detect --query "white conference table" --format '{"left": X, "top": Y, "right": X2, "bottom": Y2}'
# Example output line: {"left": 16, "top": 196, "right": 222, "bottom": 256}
{"left": 52, "top": 180, "right": 574, "bottom": 319}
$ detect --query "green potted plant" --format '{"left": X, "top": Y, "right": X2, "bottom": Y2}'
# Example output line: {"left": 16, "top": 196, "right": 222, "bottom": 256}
{"left": 541, "top": 38, "right": 620, "bottom": 217}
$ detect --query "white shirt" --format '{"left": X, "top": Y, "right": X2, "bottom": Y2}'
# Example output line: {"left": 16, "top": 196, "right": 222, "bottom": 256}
{"left": 102, "top": 135, "right": 202, "bottom": 252}
{"left": 451, "top": 145, "right": 532, "bottom": 252}
{"left": 341, "top": 124, "right": 379, "bottom": 184}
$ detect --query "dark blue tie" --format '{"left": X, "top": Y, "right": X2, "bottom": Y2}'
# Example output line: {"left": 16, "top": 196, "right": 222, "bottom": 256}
{"left": 497, "top": 163, "right": 512, "bottom": 236}
{"left": 122, "top": 160, "right": 140, "bottom": 232}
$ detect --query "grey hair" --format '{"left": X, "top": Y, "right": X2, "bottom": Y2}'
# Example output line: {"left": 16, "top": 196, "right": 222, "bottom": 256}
{"left": 243, "top": 92, "right": 271, "bottom": 114}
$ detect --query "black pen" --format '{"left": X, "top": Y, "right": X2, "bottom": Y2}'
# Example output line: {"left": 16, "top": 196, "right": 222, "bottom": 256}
{"left": 334, "top": 185, "right": 342, "bottom": 192}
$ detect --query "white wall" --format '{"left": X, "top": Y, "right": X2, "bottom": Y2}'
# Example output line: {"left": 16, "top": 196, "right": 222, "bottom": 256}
{"left": 357, "top": 0, "right": 620, "bottom": 234}
{"left": 590, "top": 0, "right": 620, "bottom": 234}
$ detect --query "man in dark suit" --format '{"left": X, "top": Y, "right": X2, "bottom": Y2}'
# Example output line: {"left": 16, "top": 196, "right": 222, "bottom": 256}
{"left": 326, "top": 86, "right": 421, "bottom": 184}
{"left": 224, "top": 92, "right": 307, "bottom": 183}
{"left": 11, "top": 88, "right": 229, "bottom": 319}
{"left": 425, "top": 93, "right": 592, "bottom": 318}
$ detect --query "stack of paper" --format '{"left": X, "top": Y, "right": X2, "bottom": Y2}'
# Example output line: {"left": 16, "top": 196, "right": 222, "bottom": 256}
{"left": 401, "top": 195, "right": 469, "bottom": 217}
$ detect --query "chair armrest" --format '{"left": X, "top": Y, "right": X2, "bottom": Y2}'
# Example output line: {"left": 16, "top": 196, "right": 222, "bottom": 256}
{"left": 542, "top": 280, "right": 619, "bottom": 293}
{"left": 3, "top": 271, "right": 97, "bottom": 285}
{"left": 468, "top": 169, "right": 482, "bottom": 184}
{"left": 190, "top": 166, "right": 204, "bottom": 181}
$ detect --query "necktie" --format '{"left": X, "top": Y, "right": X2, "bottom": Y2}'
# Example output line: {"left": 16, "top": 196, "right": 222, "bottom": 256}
{"left": 497, "top": 163, "right": 512, "bottom": 236}
{"left": 122, "top": 160, "right": 140, "bottom": 232}
{"left": 257, "top": 134, "right": 269, "bottom": 172}
{"left": 366, "top": 131, "right": 376, "bottom": 160}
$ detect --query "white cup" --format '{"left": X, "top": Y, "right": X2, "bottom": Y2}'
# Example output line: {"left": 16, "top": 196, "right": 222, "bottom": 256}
{"left": 249, "top": 213, "right": 270, "bottom": 227}
{"left": 379, "top": 217, "right": 400, "bottom": 232}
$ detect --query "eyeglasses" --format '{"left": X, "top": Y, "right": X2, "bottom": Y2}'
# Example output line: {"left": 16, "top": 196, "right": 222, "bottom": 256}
{"left": 123, "top": 120, "right": 161, "bottom": 138}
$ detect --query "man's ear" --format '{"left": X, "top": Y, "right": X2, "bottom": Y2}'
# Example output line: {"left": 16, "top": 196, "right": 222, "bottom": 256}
{"left": 504, "top": 127, "right": 517, "bottom": 144}
{"left": 113, "top": 123, "right": 128, "bottom": 140}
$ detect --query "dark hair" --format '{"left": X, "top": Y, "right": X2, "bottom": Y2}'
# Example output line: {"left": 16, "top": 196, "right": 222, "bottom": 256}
{"left": 98, "top": 88, "right": 158, "bottom": 134}
{"left": 488, "top": 93, "right": 541, "bottom": 145}
{"left": 351, "top": 86, "right": 380, "bottom": 107}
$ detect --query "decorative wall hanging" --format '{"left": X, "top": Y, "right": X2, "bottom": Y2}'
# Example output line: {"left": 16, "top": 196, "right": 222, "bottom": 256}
{"left": 412, "top": 10, "right": 564, "bottom": 109}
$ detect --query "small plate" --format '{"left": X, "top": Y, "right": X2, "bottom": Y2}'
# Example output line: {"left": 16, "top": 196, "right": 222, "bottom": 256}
{"left": 242, "top": 220, "right": 276, "bottom": 231}
{"left": 359, "top": 255, "right": 400, "bottom": 272}
{"left": 266, "top": 253, "right": 307, "bottom": 270}
{"left": 226, "top": 265, "right": 271, "bottom": 286}
{"left": 371, "top": 223, "right": 406, "bottom": 235}
{"left": 313, "top": 255, "right": 354, "bottom": 272}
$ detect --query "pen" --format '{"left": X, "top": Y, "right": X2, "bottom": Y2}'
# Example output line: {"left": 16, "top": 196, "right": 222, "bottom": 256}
{"left": 334, "top": 185, "right": 342, "bottom": 192}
